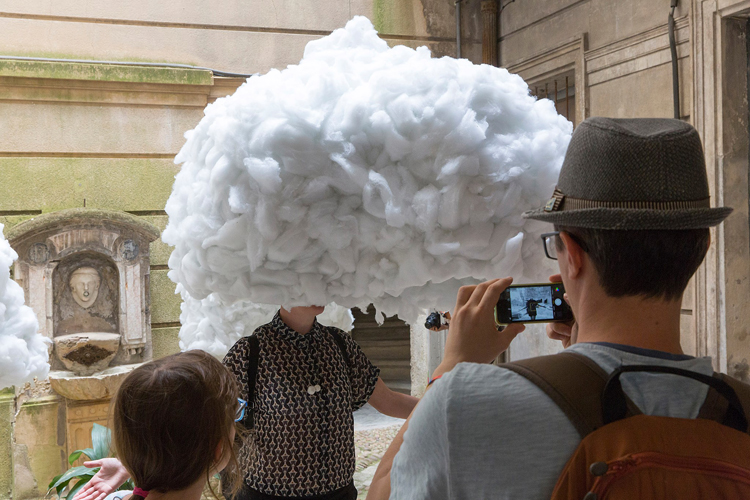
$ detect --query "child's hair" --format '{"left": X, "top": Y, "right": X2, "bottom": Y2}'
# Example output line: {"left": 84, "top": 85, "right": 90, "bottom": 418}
{"left": 113, "top": 350, "right": 241, "bottom": 499}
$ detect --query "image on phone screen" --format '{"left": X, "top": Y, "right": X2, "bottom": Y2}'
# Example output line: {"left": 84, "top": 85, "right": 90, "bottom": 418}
{"left": 495, "top": 283, "right": 572, "bottom": 324}
{"left": 510, "top": 285, "right": 554, "bottom": 321}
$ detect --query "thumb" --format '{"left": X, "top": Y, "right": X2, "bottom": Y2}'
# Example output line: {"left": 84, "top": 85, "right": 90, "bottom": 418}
{"left": 83, "top": 460, "right": 104, "bottom": 468}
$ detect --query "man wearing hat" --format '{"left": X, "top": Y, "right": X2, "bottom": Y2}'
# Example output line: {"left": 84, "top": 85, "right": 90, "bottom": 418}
{"left": 367, "top": 118, "right": 750, "bottom": 499}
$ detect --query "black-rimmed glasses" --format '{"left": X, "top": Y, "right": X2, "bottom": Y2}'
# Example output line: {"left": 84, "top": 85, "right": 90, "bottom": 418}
{"left": 540, "top": 231, "right": 587, "bottom": 260}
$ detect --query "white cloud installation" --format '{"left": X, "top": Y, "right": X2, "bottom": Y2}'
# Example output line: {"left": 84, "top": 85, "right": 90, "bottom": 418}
{"left": 164, "top": 17, "right": 570, "bottom": 326}
{"left": 0, "top": 224, "right": 49, "bottom": 389}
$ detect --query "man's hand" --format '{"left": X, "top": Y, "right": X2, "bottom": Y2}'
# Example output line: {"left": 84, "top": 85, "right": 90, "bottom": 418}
{"left": 545, "top": 274, "right": 577, "bottom": 348}
{"left": 435, "top": 278, "right": 525, "bottom": 377}
{"left": 72, "top": 458, "right": 131, "bottom": 500}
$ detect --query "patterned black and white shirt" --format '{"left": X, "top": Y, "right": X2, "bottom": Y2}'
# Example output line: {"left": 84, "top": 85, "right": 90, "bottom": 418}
{"left": 223, "top": 312, "right": 380, "bottom": 497}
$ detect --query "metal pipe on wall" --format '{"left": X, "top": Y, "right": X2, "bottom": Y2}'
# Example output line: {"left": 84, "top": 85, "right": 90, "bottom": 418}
{"left": 668, "top": 0, "right": 680, "bottom": 119}
{"left": 456, "top": 0, "right": 463, "bottom": 59}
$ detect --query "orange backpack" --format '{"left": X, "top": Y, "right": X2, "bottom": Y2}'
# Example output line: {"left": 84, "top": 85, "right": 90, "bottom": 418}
{"left": 503, "top": 352, "right": 750, "bottom": 499}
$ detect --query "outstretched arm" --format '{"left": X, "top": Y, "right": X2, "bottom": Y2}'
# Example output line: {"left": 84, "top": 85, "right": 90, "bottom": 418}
{"left": 367, "top": 378, "right": 418, "bottom": 419}
{"left": 72, "top": 458, "right": 131, "bottom": 500}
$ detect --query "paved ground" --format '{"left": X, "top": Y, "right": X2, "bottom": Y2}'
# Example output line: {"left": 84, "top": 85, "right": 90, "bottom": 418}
{"left": 353, "top": 404, "right": 405, "bottom": 499}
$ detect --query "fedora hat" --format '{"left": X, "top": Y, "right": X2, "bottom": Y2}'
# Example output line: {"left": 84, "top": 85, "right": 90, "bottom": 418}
{"left": 523, "top": 117, "right": 732, "bottom": 229}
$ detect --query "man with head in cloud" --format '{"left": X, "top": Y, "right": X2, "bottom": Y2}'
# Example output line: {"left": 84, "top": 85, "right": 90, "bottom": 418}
{"left": 223, "top": 304, "right": 418, "bottom": 500}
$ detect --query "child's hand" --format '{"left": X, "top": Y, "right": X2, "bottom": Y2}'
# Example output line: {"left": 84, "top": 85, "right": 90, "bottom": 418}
{"left": 72, "top": 458, "right": 131, "bottom": 500}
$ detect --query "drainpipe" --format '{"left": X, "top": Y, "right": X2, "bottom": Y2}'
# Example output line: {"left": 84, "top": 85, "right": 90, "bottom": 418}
{"left": 455, "top": 0, "right": 464, "bottom": 59}
{"left": 668, "top": 0, "right": 680, "bottom": 119}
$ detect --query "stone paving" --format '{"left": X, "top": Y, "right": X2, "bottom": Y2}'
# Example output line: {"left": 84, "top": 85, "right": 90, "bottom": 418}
{"left": 352, "top": 405, "right": 405, "bottom": 499}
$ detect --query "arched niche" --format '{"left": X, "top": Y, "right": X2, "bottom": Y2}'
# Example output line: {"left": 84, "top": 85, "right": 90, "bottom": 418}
{"left": 8, "top": 208, "right": 161, "bottom": 367}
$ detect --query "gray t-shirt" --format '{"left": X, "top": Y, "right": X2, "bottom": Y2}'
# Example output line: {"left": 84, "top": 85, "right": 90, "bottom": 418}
{"left": 104, "top": 492, "right": 131, "bottom": 500}
{"left": 390, "top": 342, "right": 714, "bottom": 500}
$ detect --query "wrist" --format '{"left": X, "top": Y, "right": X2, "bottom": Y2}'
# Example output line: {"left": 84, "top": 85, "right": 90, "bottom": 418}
{"left": 431, "top": 357, "right": 463, "bottom": 380}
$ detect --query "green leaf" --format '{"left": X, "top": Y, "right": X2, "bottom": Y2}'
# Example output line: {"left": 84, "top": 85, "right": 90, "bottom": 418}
{"left": 48, "top": 473, "right": 62, "bottom": 489}
{"left": 72, "top": 447, "right": 96, "bottom": 462}
{"left": 67, "top": 450, "right": 83, "bottom": 465}
{"left": 119, "top": 478, "right": 135, "bottom": 491}
{"left": 49, "top": 466, "right": 96, "bottom": 490}
{"left": 91, "top": 423, "right": 112, "bottom": 459}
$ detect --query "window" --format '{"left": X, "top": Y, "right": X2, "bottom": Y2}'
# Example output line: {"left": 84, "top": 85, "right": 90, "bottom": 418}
{"left": 529, "top": 70, "right": 576, "bottom": 127}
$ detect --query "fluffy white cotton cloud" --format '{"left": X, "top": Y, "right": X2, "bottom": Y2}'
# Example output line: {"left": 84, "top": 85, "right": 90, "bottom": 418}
{"left": 178, "top": 285, "right": 353, "bottom": 359}
{"left": 163, "top": 16, "right": 570, "bottom": 324}
{"left": 0, "top": 224, "right": 49, "bottom": 389}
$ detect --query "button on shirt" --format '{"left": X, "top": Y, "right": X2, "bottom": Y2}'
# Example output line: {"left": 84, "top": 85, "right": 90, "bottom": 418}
{"left": 223, "top": 313, "right": 380, "bottom": 497}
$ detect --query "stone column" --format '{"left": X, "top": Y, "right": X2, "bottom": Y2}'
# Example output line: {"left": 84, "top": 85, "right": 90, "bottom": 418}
{"left": 482, "top": 1, "right": 499, "bottom": 66}
{"left": 410, "top": 314, "right": 447, "bottom": 397}
{"left": 0, "top": 388, "right": 14, "bottom": 500}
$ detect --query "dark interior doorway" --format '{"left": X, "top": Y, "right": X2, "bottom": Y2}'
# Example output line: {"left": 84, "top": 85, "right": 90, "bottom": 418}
{"left": 351, "top": 305, "right": 411, "bottom": 395}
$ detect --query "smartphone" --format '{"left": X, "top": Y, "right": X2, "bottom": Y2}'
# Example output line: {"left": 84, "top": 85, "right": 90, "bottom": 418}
{"left": 495, "top": 282, "right": 574, "bottom": 325}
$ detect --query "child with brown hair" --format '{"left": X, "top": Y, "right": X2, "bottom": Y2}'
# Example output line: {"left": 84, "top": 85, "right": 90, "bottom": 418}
{"left": 72, "top": 350, "right": 243, "bottom": 500}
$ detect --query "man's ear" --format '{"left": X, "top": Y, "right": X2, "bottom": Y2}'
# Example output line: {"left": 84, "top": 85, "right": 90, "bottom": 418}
{"left": 559, "top": 232, "right": 585, "bottom": 280}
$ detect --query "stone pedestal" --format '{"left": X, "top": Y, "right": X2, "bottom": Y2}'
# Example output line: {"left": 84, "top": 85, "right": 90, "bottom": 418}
{"left": 66, "top": 400, "right": 111, "bottom": 466}
{"left": 49, "top": 364, "right": 141, "bottom": 401}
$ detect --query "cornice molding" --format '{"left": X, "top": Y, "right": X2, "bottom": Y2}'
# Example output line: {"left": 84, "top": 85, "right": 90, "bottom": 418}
{"left": 0, "top": 61, "right": 246, "bottom": 107}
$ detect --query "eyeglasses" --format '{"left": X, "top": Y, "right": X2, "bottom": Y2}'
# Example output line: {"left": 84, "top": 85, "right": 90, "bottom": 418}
{"left": 540, "top": 231, "right": 588, "bottom": 260}
{"left": 235, "top": 398, "right": 247, "bottom": 422}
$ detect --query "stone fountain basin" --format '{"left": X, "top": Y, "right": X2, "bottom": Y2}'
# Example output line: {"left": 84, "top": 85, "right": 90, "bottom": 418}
{"left": 54, "top": 332, "right": 121, "bottom": 376}
{"left": 49, "top": 363, "right": 142, "bottom": 401}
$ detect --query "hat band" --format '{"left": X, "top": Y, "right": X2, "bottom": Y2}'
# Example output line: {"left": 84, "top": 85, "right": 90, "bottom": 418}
{"left": 544, "top": 188, "right": 711, "bottom": 212}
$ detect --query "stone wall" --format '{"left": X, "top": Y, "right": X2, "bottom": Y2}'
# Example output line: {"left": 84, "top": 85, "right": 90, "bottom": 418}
{"left": 0, "top": 2, "right": 487, "bottom": 497}
{"left": 498, "top": 0, "right": 694, "bottom": 361}
{"left": 497, "top": 0, "right": 750, "bottom": 371}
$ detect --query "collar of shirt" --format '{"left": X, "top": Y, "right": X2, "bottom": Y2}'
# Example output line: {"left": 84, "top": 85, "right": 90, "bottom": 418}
{"left": 270, "top": 311, "right": 324, "bottom": 343}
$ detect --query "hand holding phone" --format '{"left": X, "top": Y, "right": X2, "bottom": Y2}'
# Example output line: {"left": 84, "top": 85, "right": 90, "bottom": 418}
{"left": 495, "top": 281, "right": 574, "bottom": 325}
{"left": 544, "top": 274, "right": 577, "bottom": 347}
{"left": 433, "top": 278, "right": 526, "bottom": 378}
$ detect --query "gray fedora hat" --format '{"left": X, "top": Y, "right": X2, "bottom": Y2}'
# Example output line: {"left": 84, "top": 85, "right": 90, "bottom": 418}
{"left": 523, "top": 117, "right": 732, "bottom": 229}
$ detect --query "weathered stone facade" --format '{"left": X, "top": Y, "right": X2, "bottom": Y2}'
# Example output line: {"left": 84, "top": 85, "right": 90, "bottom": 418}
{"left": 0, "top": 2, "right": 484, "bottom": 497}
{"left": 493, "top": 0, "right": 750, "bottom": 376}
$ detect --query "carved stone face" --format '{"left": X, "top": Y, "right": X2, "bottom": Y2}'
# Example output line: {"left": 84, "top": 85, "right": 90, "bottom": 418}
{"left": 69, "top": 267, "right": 101, "bottom": 309}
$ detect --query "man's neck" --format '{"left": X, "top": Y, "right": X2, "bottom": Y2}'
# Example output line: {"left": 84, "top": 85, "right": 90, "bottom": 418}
{"left": 279, "top": 307, "right": 317, "bottom": 335}
{"left": 573, "top": 291, "right": 684, "bottom": 354}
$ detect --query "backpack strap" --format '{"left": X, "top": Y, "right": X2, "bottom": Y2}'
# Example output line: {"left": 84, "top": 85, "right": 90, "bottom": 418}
{"left": 717, "top": 373, "right": 750, "bottom": 435}
{"left": 243, "top": 334, "right": 260, "bottom": 430}
{"left": 328, "top": 329, "right": 352, "bottom": 370}
{"left": 501, "top": 352, "right": 609, "bottom": 438}
{"left": 697, "top": 379, "right": 730, "bottom": 424}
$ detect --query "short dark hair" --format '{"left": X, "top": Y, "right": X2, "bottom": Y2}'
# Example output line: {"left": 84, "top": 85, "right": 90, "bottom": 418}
{"left": 555, "top": 226, "right": 709, "bottom": 301}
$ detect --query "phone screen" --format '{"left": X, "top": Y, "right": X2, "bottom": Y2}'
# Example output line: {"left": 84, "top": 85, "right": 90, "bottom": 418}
{"left": 495, "top": 283, "right": 573, "bottom": 324}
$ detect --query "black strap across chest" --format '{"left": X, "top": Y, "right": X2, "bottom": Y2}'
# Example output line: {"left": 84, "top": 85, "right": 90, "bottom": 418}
{"left": 243, "top": 330, "right": 352, "bottom": 430}
{"left": 501, "top": 351, "right": 750, "bottom": 438}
